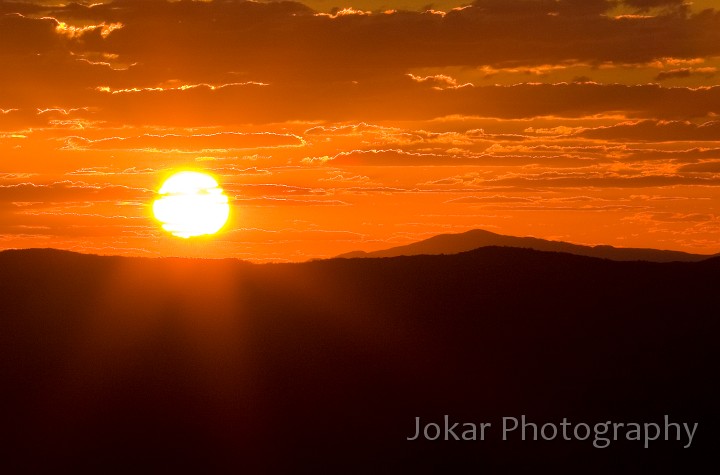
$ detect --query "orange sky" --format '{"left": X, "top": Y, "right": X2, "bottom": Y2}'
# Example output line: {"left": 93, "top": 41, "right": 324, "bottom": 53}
{"left": 1, "top": 0, "right": 719, "bottom": 261}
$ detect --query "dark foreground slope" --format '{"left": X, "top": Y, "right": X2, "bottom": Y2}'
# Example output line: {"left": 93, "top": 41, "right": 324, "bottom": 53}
{"left": 0, "top": 248, "right": 718, "bottom": 473}
{"left": 338, "top": 228, "right": 711, "bottom": 262}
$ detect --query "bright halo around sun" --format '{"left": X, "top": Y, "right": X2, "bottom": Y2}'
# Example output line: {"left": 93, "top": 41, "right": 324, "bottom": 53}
{"left": 153, "top": 171, "right": 230, "bottom": 238}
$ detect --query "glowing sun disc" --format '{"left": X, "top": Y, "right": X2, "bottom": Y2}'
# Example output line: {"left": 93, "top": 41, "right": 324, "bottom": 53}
{"left": 153, "top": 171, "right": 230, "bottom": 238}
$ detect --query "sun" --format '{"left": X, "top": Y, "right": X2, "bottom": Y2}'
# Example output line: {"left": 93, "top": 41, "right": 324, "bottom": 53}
{"left": 153, "top": 171, "right": 230, "bottom": 238}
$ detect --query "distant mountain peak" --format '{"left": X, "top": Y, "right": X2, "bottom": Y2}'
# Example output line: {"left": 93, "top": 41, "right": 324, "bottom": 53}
{"left": 336, "top": 229, "right": 712, "bottom": 263}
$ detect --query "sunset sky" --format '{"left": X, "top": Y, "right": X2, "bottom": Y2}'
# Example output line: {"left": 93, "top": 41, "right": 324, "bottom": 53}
{"left": 2, "top": 0, "right": 719, "bottom": 261}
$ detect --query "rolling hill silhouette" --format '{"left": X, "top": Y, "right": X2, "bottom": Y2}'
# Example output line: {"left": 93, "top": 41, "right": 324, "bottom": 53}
{"left": 337, "top": 229, "right": 713, "bottom": 262}
{"left": 1, "top": 247, "right": 717, "bottom": 473}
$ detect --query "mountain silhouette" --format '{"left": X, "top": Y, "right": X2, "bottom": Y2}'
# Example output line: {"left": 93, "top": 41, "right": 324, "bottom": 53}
{"left": 337, "top": 228, "right": 713, "bottom": 262}
{"left": 1, "top": 247, "right": 717, "bottom": 473}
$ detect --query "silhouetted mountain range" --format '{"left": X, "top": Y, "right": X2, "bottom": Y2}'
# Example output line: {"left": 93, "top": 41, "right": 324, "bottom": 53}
{"left": 1, "top": 247, "right": 717, "bottom": 473}
{"left": 338, "top": 229, "right": 714, "bottom": 262}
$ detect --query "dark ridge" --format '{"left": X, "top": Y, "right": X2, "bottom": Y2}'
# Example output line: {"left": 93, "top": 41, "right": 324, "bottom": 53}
{"left": 337, "top": 228, "right": 713, "bottom": 262}
{"left": 1, "top": 247, "right": 717, "bottom": 473}
{"left": 0, "top": 247, "right": 100, "bottom": 258}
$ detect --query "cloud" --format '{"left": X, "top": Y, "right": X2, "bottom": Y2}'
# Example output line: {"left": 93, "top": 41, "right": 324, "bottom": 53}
{"left": 445, "top": 195, "right": 534, "bottom": 203}
{"left": 3, "top": 1, "right": 720, "bottom": 126}
{"left": 487, "top": 174, "right": 720, "bottom": 188}
{"left": 303, "top": 149, "right": 452, "bottom": 166}
{"left": 5, "top": 1, "right": 720, "bottom": 88}
{"left": 471, "top": 0, "right": 615, "bottom": 16}
{"left": 304, "top": 122, "right": 475, "bottom": 147}
{"left": 579, "top": 120, "right": 720, "bottom": 141}
{"left": 622, "top": 0, "right": 686, "bottom": 13}
{"left": 252, "top": 3, "right": 709, "bottom": 70}
{"left": 654, "top": 67, "right": 716, "bottom": 81}
{"left": 71, "top": 81, "right": 720, "bottom": 126}
{"left": 304, "top": 123, "right": 401, "bottom": 136}
{"left": 234, "top": 197, "right": 350, "bottom": 206}
{"left": 319, "top": 174, "right": 371, "bottom": 183}
{"left": 0, "top": 181, "right": 150, "bottom": 204}
{"left": 677, "top": 161, "right": 720, "bottom": 173}
{"left": 621, "top": 147, "right": 720, "bottom": 162}
{"left": 63, "top": 132, "right": 305, "bottom": 152}
{"left": 0, "top": 13, "right": 64, "bottom": 54}
{"left": 628, "top": 211, "right": 714, "bottom": 223}
{"left": 0, "top": 173, "right": 37, "bottom": 181}
{"left": 227, "top": 183, "right": 328, "bottom": 198}
{"left": 66, "top": 167, "right": 156, "bottom": 176}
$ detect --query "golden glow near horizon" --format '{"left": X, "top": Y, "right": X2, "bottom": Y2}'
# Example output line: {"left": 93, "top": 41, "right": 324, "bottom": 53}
{"left": 153, "top": 172, "right": 230, "bottom": 239}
